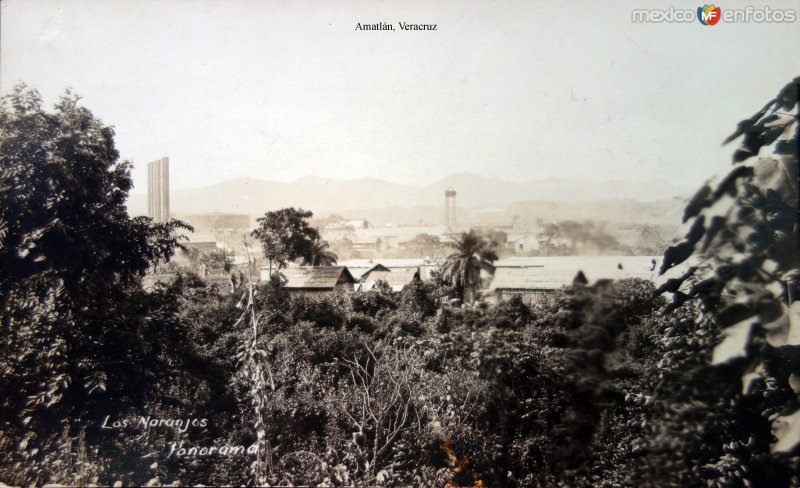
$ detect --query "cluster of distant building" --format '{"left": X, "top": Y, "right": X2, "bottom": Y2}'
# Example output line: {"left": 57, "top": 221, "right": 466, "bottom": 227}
{"left": 146, "top": 157, "right": 682, "bottom": 304}
{"left": 321, "top": 219, "right": 453, "bottom": 257}
{"left": 245, "top": 255, "right": 673, "bottom": 306}
{"left": 270, "top": 259, "right": 439, "bottom": 295}
{"left": 149, "top": 176, "right": 553, "bottom": 259}
{"left": 174, "top": 213, "right": 575, "bottom": 262}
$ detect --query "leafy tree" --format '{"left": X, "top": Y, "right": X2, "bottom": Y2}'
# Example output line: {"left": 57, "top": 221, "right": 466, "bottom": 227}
{"left": 439, "top": 231, "right": 498, "bottom": 303}
{"left": 250, "top": 208, "right": 320, "bottom": 276}
{"left": 0, "top": 86, "right": 190, "bottom": 304}
{"left": 0, "top": 85, "right": 193, "bottom": 485}
{"left": 197, "top": 248, "right": 237, "bottom": 292}
{"left": 558, "top": 220, "right": 590, "bottom": 251}
{"left": 657, "top": 77, "right": 800, "bottom": 482}
{"left": 330, "top": 237, "right": 354, "bottom": 261}
{"left": 405, "top": 233, "right": 447, "bottom": 258}
{"left": 546, "top": 220, "right": 621, "bottom": 254}
{"left": 536, "top": 222, "right": 569, "bottom": 255}
{"left": 302, "top": 237, "right": 338, "bottom": 266}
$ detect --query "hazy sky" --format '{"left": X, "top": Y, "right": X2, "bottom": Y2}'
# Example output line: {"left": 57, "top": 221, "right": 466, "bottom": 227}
{"left": 2, "top": 0, "right": 799, "bottom": 193}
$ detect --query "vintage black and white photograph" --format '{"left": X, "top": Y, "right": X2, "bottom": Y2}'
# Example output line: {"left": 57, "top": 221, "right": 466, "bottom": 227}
{"left": 1, "top": 1, "right": 799, "bottom": 486}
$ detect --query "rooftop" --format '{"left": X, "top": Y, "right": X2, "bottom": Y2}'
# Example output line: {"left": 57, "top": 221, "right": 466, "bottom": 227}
{"left": 489, "top": 255, "right": 697, "bottom": 291}
{"left": 280, "top": 266, "right": 356, "bottom": 290}
{"left": 346, "top": 263, "right": 390, "bottom": 281}
{"left": 362, "top": 269, "right": 421, "bottom": 292}
{"left": 364, "top": 270, "right": 420, "bottom": 286}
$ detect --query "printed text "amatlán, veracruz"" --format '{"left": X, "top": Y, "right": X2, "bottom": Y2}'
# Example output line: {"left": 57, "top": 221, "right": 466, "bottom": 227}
{"left": 356, "top": 22, "right": 437, "bottom": 31}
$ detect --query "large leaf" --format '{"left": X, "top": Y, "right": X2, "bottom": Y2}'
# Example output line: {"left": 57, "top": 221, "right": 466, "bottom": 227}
{"left": 771, "top": 410, "right": 800, "bottom": 453}
{"left": 711, "top": 318, "right": 755, "bottom": 365}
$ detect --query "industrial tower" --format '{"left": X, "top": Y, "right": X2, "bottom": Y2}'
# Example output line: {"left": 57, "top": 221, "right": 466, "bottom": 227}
{"left": 445, "top": 186, "right": 456, "bottom": 228}
{"left": 147, "top": 157, "right": 170, "bottom": 222}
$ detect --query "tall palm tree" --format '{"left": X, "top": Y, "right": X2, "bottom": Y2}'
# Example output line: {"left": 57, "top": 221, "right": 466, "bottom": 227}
{"left": 439, "top": 231, "right": 498, "bottom": 303}
{"left": 303, "top": 237, "right": 338, "bottom": 266}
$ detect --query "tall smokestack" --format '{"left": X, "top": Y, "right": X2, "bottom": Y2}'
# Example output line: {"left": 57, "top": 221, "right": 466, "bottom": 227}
{"left": 147, "top": 157, "right": 170, "bottom": 222}
{"left": 445, "top": 186, "right": 457, "bottom": 228}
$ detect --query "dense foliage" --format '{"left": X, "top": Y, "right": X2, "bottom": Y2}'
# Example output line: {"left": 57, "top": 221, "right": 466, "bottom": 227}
{"left": 2, "top": 80, "right": 797, "bottom": 487}
{"left": 0, "top": 86, "right": 196, "bottom": 486}
{"left": 251, "top": 208, "right": 325, "bottom": 276}
{"left": 302, "top": 237, "right": 339, "bottom": 266}
{"left": 657, "top": 76, "right": 800, "bottom": 478}
{"left": 440, "top": 231, "right": 498, "bottom": 303}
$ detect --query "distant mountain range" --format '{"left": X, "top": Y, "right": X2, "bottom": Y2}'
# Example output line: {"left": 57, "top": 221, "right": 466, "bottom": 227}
{"left": 126, "top": 172, "right": 693, "bottom": 226}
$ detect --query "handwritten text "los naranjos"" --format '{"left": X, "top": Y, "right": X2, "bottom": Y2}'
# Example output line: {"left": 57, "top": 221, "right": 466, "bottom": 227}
{"left": 101, "top": 415, "right": 208, "bottom": 433}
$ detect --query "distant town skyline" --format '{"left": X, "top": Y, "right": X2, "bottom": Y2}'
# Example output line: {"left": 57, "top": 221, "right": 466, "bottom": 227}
{"left": 134, "top": 169, "right": 698, "bottom": 192}
{"left": 2, "top": 0, "right": 799, "bottom": 194}
{"left": 123, "top": 170, "right": 696, "bottom": 225}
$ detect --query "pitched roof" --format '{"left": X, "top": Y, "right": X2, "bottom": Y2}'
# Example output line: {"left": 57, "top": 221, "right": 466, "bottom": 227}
{"left": 365, "top": 270, "right": 419, "bottom": 286}
{"left": 281, "top": 266, "right": 356, "bottom": 290}
{"left": 362, "top": 270, "right": 420, "bottom": 292}
{"left": 346, "top": 263, "right": 390, "bottom": 281}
